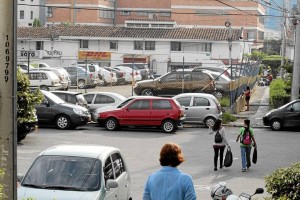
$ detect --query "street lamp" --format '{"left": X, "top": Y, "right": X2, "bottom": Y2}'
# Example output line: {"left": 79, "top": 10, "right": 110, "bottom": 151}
{"left": 225, "top": 21, "right": 233, "bottom": 79}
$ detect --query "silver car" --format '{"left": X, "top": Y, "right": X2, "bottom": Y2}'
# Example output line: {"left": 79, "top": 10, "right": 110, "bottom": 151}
{"left": 83, "top": 92, "right": 126, "bottom": 115}
{"left": 18, "top": 144, "right": 132, "bottom": 200}
{"left": 173, "top": 93, "right": 222, "bottom": 127}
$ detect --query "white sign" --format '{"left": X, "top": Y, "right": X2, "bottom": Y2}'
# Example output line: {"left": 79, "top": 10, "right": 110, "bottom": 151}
{"left": 17, "top": 50, "right": 39, "bottom": 58}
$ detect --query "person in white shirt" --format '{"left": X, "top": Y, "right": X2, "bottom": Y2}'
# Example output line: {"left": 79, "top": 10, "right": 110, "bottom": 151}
{"left": 209, "top": 119, "right": 230, "bottom": 171}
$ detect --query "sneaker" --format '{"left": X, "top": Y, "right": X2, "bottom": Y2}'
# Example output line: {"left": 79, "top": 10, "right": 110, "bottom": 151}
{"left": 242, "top": 168, "right": 246, "bottom": 172}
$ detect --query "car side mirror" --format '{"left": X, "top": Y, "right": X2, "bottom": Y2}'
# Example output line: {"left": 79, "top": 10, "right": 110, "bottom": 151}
{"left": 105, "top": 179, "right": 118, "bottom": 191}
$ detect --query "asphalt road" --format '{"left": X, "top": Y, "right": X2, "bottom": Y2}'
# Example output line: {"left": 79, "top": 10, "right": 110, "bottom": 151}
{"left": 17, "top": 124, "right": 300, "bottom": 199}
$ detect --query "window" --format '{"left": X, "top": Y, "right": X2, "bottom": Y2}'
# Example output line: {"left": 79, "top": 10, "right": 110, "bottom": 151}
{"left": 30, "top": 11, "right": 33, "bottom": 19}
{"left": 162, "top": 73, "right": 178, "bottom": 82}
{"left": 120, "top": 11, "right": 131, "bottom": 16}
{"left": 84, "top": 94, "right": 95, "bottom": 104}
{"left": 110, "top": 41, "right": 118, "bottom": 50}
{"left": 136, "top": 11, "right": 149, "bottom": 16}
{"left": 200, "top": 43, "right": 212, "bottom": 52}
{"left": 288, "top": 102, "right": 300, "bottom": 111}
{"left": 94, "top": 95, "right": 115, "bottom": 104}
{"left": 193, "top": 97, "right": 210, "bottom": 106}
{"left": 100, "top": 10, "right": 114, "bottom": 19}
{"left": 111, "top": 153, "right": 125, "bottom": 179}
{"left": 171, "top": 42, "right": 181, "bottom": 51}
{"left": 104, "top": 157, "right": 114, "bottom": 180}
{"left": 176, "top": 97, "right": 191, "bottom": 107}
{"left": 20, "top": 10, "right": 25, "bottom": 19}
{"left": 134, "top": 41, "right": 143, "bottom": 50}
{"left": 36, "top": 41, "right": 44, "bottom": 50}
{"left": 80, "top": 40, "right": 88, "bottom": 49}
{"left": 159, "top": 12, "right": 171, "bottom": 17}
{"left": 128, "top": 100, "right": 150, "bottom": 110}
{"left": 145, "top": 41, "right": 155, "bottom": 50}
{"left": 192, "top": 72, "right": 204, "bottom": 81}
{"left": 46, "top": 7, "right": 53, "bottom": 18}
{"left": 152, "top": 100, "right": 173, "bottom": 110}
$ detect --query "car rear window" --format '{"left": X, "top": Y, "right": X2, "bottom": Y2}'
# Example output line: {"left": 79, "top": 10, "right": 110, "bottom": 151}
{"left": 193, "top": 97, "right": 210, "bottom": 106}
{"left": 176, "top": 97, "right": 191, "bottom": 107}
{"left": 152, "top": 99, "right": 173, "bottom": 110}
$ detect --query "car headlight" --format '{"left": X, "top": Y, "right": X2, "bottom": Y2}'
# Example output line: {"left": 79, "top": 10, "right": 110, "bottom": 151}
{"left": 73, "top": 108, "right": 84, "bottom": 116}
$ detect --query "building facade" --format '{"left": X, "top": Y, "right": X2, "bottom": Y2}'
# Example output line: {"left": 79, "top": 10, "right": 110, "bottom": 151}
{"left": 18, "top": 0, "right": 45, "bottom": 27}
{"left": 17, "top": 26, "right": 250, "bottom": 75}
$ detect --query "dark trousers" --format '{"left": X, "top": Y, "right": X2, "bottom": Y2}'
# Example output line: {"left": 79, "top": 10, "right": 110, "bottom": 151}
{"left": 213, "top": 145, "right": 225, "bottom": 168}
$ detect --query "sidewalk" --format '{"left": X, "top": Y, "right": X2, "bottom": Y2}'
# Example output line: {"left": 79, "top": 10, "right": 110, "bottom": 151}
{"left": 228, "top": 85, "right": 270, "bottom": 128}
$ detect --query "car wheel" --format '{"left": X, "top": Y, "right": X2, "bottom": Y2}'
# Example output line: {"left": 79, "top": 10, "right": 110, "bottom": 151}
{"left": 213, "top": 91, "right": 223, "bottom": 99}
{"left": 105, "top": 118, "right": 119, "bottom": 131}
{"left": 162, "top": 119, "right": 175, "bottom": 133}
{"left": 270, "top": 119, "right": 282, "bottom": 131}
{"left": 77, "top": 79, "right": 85, "bottom": 89}
{"left": 55, "top": 114, "right": 71, "bottom": 130}
{"left": 40, "top": 85, "right": 49, "bottom": 91}
{"left": 204, "top": 117, "right": 216, "bottom": 128}
{"left": 141, "top": 89, "right": 154, "bottom": 96}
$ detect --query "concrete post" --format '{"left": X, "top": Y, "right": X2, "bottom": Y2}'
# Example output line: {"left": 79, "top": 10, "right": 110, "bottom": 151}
{"left": 0, "top": 0, "right": 17, "bottom": 199}
{"left": 291, "top": 0, "right": 300, "bottom": 101}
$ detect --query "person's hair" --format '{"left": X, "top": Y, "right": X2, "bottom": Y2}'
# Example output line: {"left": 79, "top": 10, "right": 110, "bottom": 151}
{"left": 246, "top": 85, "right": 250, "bottom": 91}
{"left": 244, "top": 119, "right": 250, "bottom": 133}
{"left": 159, "top": 143, "right": 185, "bottom": 167}
{"left": 212, "top": 119, "right": 222, "bottom": 131}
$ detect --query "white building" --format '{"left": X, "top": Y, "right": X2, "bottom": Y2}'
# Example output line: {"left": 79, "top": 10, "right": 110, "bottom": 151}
{"left": 17, "top": 26, "right": 251, "bottom": 75}
{"left": 18, "top": 0, "right": 43, "bottom": 27}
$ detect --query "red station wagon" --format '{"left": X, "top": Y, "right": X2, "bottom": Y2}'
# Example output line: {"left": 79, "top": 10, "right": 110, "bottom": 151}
{"left": 97, "top": 96, "right": 185, "bottom": 133}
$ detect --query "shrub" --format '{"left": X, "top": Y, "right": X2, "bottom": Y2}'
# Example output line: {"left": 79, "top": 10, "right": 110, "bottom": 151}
{"left": 219, "top": 97, "right": 230, "bottom": 107}
{"left": 265, "top": 162, "right": 300, "bottom": 200}
{"left": 222, "top": 112, "right": 237, "bottom": 124}
{"left": 269, "top": 79, "right": 290, "bottom": 108}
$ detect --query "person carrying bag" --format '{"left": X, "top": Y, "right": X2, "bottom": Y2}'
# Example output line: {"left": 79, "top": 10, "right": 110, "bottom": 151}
{"left": 209, "top": 119, "right": 230, "bottom": 171}
{"left": 224, "top": 147, "right": 233, "bottom": 167}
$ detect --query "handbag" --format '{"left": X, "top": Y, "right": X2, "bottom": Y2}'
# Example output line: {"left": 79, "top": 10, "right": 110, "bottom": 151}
{"left": 224, "top": 147, "right": 233, "bottom": 167}
{"left": 252, "top": 147, "right": 257, "bottom": 164}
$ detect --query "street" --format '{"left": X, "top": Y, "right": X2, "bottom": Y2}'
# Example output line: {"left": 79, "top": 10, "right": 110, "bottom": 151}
{"left": 17, "top": 124, "right": 300, "bottom": 199}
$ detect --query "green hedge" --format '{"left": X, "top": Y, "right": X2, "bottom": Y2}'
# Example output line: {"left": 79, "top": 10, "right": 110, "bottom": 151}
{"left": 269, "top": 79, "right": 290, "bottom": 108}
{"left": 265, "top": 162, "right": 300, "bottom": 200}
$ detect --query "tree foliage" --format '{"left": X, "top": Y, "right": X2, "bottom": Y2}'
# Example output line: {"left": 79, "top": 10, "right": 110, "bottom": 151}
{"left": 33, "top": 18, "right": 41, "bottom": 27}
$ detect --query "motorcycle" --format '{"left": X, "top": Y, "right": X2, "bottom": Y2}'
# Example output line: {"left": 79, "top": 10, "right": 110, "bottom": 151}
{"left": 211, "top": 182, "right": 264, "bottom": 200}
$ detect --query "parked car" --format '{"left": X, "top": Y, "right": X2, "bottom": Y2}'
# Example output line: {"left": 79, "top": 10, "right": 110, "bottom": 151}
{"left": 263, "top": 99, "right": 300, "bottom": 130}
{"left": 63, "top": 66, "right": 98, "bottom": 89}
{"left": 51, "top": 91, "right": 88, "bottom": 108}
{"left": 97, "top": 96, "right": 185, "bottom": 133}
{"left": 113, "top": 66, "right": 142, "bottom": 83}
{"left": 25, "top": 70, "right": 62, "bottom": 91}
{"left": 133, "top": 69, "right": 215, "bottom": 96}
{"left": 30, "top": 62, "right": 52, "bottom": 68}
{"left": 17, "top": 63, "right": 35, "bottom": 72}
{"left": 83, "top": 92, "right": 126, "bottom": 115}
{"left": 202, "top": 70, "right": 231, "bottom": 99}
{"left": 92, "top": 96, "right": 137, "bottom": 122}
{"left": 97, "top": 67, "right": 118, "bottom": 86}
{"left": 103, "top": 67, "right": 126, "bottom": 85}
{"left": 77, "top": 63, "right": 101, "bottom": 85}
{"left": 173, "top": 93, "right": 222, "bottom": 127}
{"left": 193, "top": 66, "right": 231, "bottom": 78}
{"left": 37, "top": 67, "right": 71, "bottom": 90}
{"left": 35, "top": 90, "right": 91, "bottom": 129}
{"left": 18, "top": 144, "right": 132, "bottom": 200}
{"left": 116, "top": 63, "right": 150, "bottom": 80}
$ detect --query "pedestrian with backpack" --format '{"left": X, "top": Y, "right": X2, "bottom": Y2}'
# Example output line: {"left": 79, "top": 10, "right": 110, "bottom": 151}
{"left": 209, "top": 119, "right": 230, "bottom": 171}
{"left": 236, "top": 119, "right": 257, "bottom": 172}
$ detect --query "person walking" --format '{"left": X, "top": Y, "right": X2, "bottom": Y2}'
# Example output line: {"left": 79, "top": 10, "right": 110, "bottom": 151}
{"left": 243, "top": 85, "right": 251, "bottom": 111}
{"left": 143, "top": 142, "right": 197, "bottom": 200}
{"left": 236, "top": 119, "right": 257, "bottom": 172}
{"left": 209, "top": 119, "right": 230, "bottom": 171}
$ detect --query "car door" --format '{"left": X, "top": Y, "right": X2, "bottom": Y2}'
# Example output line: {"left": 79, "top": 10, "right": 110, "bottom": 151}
{"left": 284, "top": 101, "right": 300, "bottom": 127}
{"left": 103, "top": 156, "right": 117, "bottom": 200}
{"left": 188, "top": 96, "right": 211, "bottom": 122}
{"left": 150, "top": 99, "right": 174, "bottom": 125}
{"left": 157, "top": 73, "right": 181, "bottom": 96}
{"left": 121, "top": 99, "right": 150, "bottom": 125}
{"left": 175, "top": 96, "right": 193, "bottom": 122}
{"left": 111, "top": 153, "right": 131, "bottom": 200}
{"left": 65, "top": 67, "right": 77, "bottom": 85}
{"left": 35, "top": 96, "right": 54, "bottom": 124}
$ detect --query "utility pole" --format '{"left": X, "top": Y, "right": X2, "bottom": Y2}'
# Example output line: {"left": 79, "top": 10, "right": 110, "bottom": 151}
{"left": 225, "top": 21, "right": 233, "bottom": 79}
{"left": 291, "top": 0, "right": 300, "bottom": 100}
{"left": 0, "top": 0, "right": 17, "bottom": 200}
{"left": 280, "top": 0, "right": 287, "bottom": 78}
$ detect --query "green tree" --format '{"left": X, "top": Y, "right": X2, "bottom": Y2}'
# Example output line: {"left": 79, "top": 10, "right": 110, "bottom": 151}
{"left": 244, "top": 50, "right": 267, "bottom": 61}
{"left": 33, "top": 18, "right": 41, "bottom": 27}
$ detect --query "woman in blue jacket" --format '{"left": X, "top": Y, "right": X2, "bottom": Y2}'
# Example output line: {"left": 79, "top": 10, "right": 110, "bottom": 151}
{"left": 143, "top": 142, "right": 197, "bottom": 200}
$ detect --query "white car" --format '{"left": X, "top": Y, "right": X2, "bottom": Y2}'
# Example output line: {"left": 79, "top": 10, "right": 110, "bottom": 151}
{"left": 173, "top": 93, "right": 223, "bottom": 127}
{"left": 37, "top": 67, "right": 71, "bottom": 90}
{"left": 26, "top": 70, "right": 62, "bottom": 91}
{"left": 113, "top": 66, "right": 142, "bottom": 82}
{"left": 98, "top": 67, "right": 118, "bottom": 86}
{"left": 18, "top": 144, "right": 132, "bottom": 200}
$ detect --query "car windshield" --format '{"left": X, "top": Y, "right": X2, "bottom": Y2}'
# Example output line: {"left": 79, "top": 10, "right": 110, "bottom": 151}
{"left": 45, "top": 92, "right": 66, "bottom": 104}
{"left": 117, "top": 98, "right": 135, "bottom": 108}
{"left": 22, "top": 155, "right": 101, "bottom": 191}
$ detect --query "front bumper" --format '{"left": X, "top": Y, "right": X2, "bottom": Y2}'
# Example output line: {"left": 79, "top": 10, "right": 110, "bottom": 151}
{"left": 263, "top": 117, "right": 270, "bottom": 126}
{"left": 71, "top": 114, "right": 91, "bottom": 126}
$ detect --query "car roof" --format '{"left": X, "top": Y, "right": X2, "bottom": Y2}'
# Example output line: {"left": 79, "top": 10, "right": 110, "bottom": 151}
{"left": 39, "top": 144, "right": 120, "bottom": 159}
{"left": 128, "top": 96, "right": 172, "bottom": 100}
{"left": 51, "top": 91, "right": 83, "bottom": 95}
{"left": 173, "top": 93, "right": 216, "bottom": 99}
{"left": 84, "top": 91, "right": 126, "bottom": 98}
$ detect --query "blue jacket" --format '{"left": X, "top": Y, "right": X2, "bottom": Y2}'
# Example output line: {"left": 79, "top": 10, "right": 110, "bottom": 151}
{"left": 143, "top": 166, "right": 197, "bottom": 200}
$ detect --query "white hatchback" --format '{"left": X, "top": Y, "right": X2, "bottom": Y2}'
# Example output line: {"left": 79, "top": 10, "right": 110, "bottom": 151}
{"left": 26, "top": 70, "right": 62, "bottom": 91}
{"left": 18, "top": 144, "right": 132, "bottom": 200}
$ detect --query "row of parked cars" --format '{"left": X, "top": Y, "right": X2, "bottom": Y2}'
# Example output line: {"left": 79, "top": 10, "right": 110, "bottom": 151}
{"left": 17, "top": 62, "right": 151, "bottom": 91}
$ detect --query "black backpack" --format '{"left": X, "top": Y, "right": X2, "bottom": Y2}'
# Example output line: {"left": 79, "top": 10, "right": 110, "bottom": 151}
{"left": 214, "top": 130, "right": 222, "bottom": 143}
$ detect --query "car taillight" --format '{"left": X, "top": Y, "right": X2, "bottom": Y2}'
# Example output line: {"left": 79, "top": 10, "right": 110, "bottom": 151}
{"left": 111, "top": 73, "right": 114, "bottom": 77}
{"left": 179, "top": 109, "right": 184, "bottom": 118}
{"left": 90, "top": 74, "right": 93, "bottom": 78}
{"left": 135, "top": 71, "right": 138, "bottom": 75}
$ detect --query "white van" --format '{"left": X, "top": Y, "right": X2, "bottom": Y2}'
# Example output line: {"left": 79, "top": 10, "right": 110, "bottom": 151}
{"left": 26, "top": 70, "right": 62, "bottom": 91}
